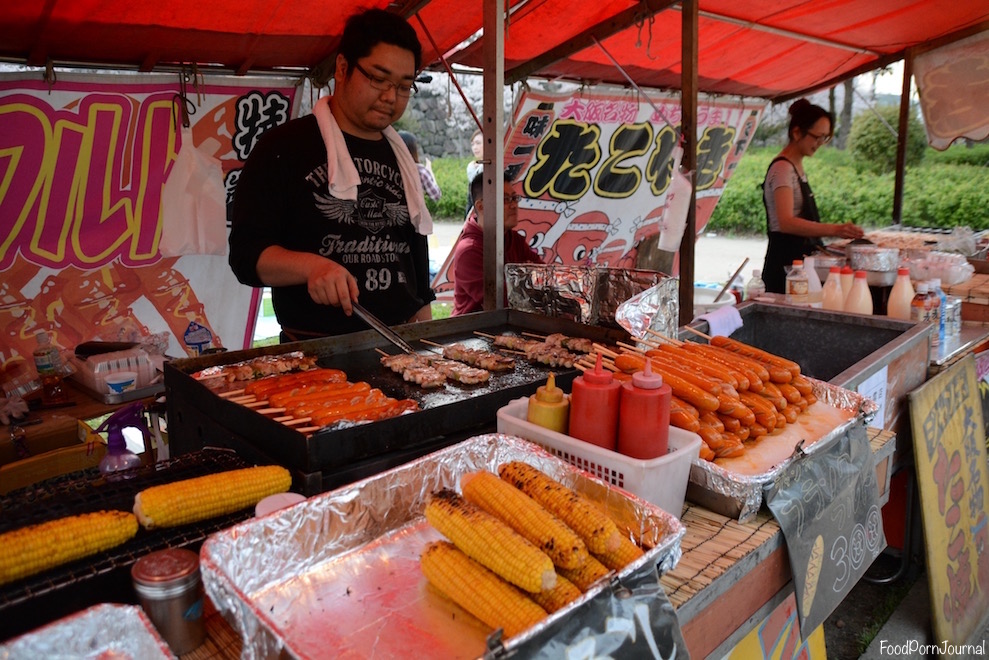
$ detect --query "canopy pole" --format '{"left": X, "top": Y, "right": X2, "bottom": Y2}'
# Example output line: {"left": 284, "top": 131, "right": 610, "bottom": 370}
{"left": 679, "top": 0, "right": 698, "bottom": 326}
{"left": 892, "top": 55, "right": 913, "bottom": 225}
{"left": 481, "top": 0, "right": 507, "bottom": 311}
{"left": 414, "top": 15, "right": 483, "bottom": 132}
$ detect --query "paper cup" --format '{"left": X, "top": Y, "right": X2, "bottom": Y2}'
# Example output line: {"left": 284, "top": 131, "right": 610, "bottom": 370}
{"left": 105, "top": 371, "right": 137, "bottom": 394}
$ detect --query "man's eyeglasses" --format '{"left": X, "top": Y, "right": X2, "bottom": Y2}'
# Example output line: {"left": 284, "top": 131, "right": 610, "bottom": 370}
{"left": 805, "top": 130, "right": 832, "bottom": 145}
{"left": 352, "top": 61, "right": 417, "bottom": 98}
{"left": 504, "top": 193, "right": 523, "bottom": 204}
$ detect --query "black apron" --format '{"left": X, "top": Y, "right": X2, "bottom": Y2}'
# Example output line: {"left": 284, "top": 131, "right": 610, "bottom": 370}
{"left": 761, "top": 157, "right": 824, "bottom": 293}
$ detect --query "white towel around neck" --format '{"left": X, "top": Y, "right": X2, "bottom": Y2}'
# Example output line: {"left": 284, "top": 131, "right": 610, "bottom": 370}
{"left": 311, "top": 96, "right": 432, "bottom": 235}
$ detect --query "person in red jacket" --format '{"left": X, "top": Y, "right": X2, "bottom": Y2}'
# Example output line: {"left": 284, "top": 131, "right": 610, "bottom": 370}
{"left": 452, "top": 173, "right": 543, "bottom": 315}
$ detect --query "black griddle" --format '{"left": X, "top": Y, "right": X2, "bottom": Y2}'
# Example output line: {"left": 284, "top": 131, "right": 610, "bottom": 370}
{"left": 165, "top": 310, "right": 630, "bottom": 494}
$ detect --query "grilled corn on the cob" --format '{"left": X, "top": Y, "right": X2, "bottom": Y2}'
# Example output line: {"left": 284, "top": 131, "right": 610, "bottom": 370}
{"left": 498, "top": 462, "right": 621, "bottom": 555}
{"left": 425, "top": 489, "right": 556, "bottom": 593}
{"left": 595, "top": 533, "right": 645, "bottom": 571}
{"left": 529, "top": 574, "right": 582, "bottom": 613}
{"left": 421, "top": 541, "right": 547, "bottom": 638}
{"left": 134, "top": 465, "right": 292, "bottom": 529}
{"left": 557, "top": 555, "right": 611, "bottom": 591}
{"left": 461, "top": 470, "right": 589, "bottom": 570}
{"left": 0, "top": 510, "right": 138, "bottom": 585}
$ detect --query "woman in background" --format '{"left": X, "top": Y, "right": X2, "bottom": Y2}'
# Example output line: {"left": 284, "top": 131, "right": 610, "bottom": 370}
{"left": 399, "top": 130, "right": 442, "bottom": 202}
{"left": 761, "top": 98, "right": 863, "bottom": 293}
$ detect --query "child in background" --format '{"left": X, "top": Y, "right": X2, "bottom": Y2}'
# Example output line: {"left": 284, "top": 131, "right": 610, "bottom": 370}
{"left": 399, "top": 130, "right": 441, "bottom": 202}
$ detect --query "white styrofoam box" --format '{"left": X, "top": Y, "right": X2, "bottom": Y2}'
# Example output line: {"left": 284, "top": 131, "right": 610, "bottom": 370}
{"left": 497, "top": 398, "right": 701, "bottom": 518}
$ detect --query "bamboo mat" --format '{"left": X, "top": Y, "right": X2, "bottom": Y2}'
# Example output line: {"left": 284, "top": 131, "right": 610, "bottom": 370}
{"left": 660, "top": 506, "right": 781, "bottom": 608}
{"left": 181, "top": 598, "right": 240, "bottom": 660}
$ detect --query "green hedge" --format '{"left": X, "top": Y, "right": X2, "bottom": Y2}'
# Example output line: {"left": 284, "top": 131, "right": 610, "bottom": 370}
{"left": 425, "top": 145, "right": 989, "bottom": 232}
{"left": 706, "top": 145, "right": 989, "bottom": 234}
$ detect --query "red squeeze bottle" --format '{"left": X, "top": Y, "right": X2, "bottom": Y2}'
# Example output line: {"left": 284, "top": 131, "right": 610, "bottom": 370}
{"left": 568, "top": 352, "right": 621, "bottom": 450}
{"left": 617, "top": 360, "right": 672, "bottom": 459}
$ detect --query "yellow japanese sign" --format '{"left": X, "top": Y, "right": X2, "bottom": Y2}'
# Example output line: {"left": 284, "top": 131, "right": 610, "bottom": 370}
{"left": 909, "top": 353, "right": 989, "bottom": 644}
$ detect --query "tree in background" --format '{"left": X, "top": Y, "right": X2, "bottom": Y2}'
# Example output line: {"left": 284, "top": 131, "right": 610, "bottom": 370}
{"left": 850, "top": 104, "right": 927, "bottom": 174}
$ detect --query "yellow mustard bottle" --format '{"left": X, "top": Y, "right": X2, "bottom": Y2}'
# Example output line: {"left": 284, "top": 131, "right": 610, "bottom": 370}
{"left": 526, "top": 372, "right": 570, "bottom": 434}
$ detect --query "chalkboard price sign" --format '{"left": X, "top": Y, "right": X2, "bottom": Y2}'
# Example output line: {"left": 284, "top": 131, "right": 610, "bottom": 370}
{"left": 764, "top": 421, "right": 885, "bottom": 634}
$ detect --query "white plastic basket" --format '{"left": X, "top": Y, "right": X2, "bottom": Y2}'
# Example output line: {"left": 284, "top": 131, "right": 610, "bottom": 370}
{"left": 497, "top": 397, "right": 701, "bottom": 518}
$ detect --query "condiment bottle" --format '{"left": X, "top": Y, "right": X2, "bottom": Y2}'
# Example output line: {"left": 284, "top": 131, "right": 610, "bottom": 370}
{"left": 821, "top": 266, "right": 845, "bottom": 311}
{"left": 131, "top": 548, "right": 206, "bottom": 655}
{"left": 785, "top": 260, "right": 809, "bottom": 305}
{"left": 617, "top": 360, "right": 672, "bottom": 459}
{"left": 886, "top": 267, "right": 915, "bottom": 321}
{"left": 840, "top": 265, "right": 855, "bottom": 307}
{"left": 804, "top": 257, "right": 823, "bottom": 307}
{"left": 911, "top": 281, "right": 931, "bottom": 325}
{"left": 526, "top": 372, "right": 570, "bottom": 434}
{"left": 844, "top": 270, "right": 873, "bottom": 315}
{"left": 33, "top": 330, "right": 69, "bottom": 405}
{"left": 568, "top": 352, "right": 621, "bottom": 450}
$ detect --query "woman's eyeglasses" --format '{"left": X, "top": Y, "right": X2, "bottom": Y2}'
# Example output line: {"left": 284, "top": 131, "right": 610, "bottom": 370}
{"left": 805, "top": 130, "right": 832, "bottom": 145}
{"left": 353, "top": 62, "right": 417, "bottom": 98}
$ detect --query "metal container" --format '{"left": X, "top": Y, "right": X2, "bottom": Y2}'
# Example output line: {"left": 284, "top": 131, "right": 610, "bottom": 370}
{"left": 131, "top": 548, "right": 205, "bottom": 656}
{"left": 846, "top": 244, "right": 900, "bottom": 272}
{"left": 200, "top": 434, "right": 685, "bottom": 659}
{"left": 945, "top": 296, "right": 962, "bottom": 337}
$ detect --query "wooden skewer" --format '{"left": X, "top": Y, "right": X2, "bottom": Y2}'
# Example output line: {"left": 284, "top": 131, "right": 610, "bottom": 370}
{"left": 574, "top": 362, "right": 587, "bottom": 372}
{"left": 242, "top": 400, "right": 270, "bottom": 409}
{"left": 281, "top": 417, "right": 313, "bottom": 426}
{"left": 219, "top": 388, "right": 246, "bottom": 398}
{"left": 474, "top": 331, "right": 498, "bottom": 339}
{"left": 616, "top": 340, "right": 647, "bottom": 355}
{"left": 521, "top": 331, "right": 547, "bottom": 340}
{"left": 646, "top": 329, "right": 683, "bottom": 345}
{"left": 256, "top": 407, "right": 285, "bottom": 415}
{"left": 375, "top": 347, "right": 391, "bottom": 357}
{"left": 228, "top": 394, "right": 257, "bottom": 405}
{"left": 681, "top": 326, "right": 713, "bottom": 341}
{"left": 591, "top": 342, "right": 619, "bottom": 358}
{"left": 297, "top": 426, "right": 321, "bottom": 435}
{"left": 272, "top": 415, "right": 293, "bottom": 422}
{"left": 419, "top": 338, "right": 445, "bottom": 348}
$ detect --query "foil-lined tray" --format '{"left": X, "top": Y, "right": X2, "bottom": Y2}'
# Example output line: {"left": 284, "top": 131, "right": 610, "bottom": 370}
{"left": 0, "top": 603, "right": 173, "bottom": 659}
{"left": 201, "top": 434, "right": 685, "bottom": 659}
{"left": 686, "top": 379, "right": 878, "bottom": 523}
{"left": 506, "top": 265, "right": 675, "bottom": 334}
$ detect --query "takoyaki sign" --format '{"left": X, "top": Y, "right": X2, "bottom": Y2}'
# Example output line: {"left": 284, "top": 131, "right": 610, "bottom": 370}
{"left": 0, "top": 71, "right": 299, "bottom": 365}
{"left": 432, "top": 88, "right": 763, "bottom": 298}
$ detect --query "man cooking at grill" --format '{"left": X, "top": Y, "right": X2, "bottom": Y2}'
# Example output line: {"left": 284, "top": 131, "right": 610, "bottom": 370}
{"left": 229, "top": 9, "right": 435, "bottom": 342}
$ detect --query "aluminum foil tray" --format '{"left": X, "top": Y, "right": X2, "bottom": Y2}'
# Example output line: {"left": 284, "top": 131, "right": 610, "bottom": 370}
{"left": 686, "top": 379, "right": 878, "bottom": 523}
{"left": 0, "top": 603, "right": 173, "bottom": 659}
{"left": 201, "top": 434, "right": 685, "bottom": 660}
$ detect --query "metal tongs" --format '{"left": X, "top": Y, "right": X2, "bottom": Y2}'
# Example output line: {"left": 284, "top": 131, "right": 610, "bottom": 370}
{"left": 351, "top": 301, "right": 416, "bottom": 354}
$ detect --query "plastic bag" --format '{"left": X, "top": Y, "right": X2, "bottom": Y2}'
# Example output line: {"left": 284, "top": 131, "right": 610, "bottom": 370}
{"left": 657, "top": 146, "right": 692, "bottom": 252}
{"left": 159, "top": 126, "right": 228, "bottom": 256}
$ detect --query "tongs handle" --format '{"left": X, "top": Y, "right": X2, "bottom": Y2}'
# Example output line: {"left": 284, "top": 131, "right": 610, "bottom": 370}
{"left": 351, "top": 301, "right": 416, "bottom": 354}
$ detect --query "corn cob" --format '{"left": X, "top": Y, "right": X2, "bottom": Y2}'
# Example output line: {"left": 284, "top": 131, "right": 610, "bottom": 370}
{"left": 0, "top": 510, "right": 138, "bottom": 586}
{"left": 425, "top": 489, "right": 556, "bottom": 593}
{"left": 421, "top": 541, "right": 547, "bottom": 638}
{"left": 461, "top": 470, "right": 589, "bottom": 570}
{"left": 497, "top": 462, "right": 621, "bottom": 555}
{"left": 595, "top": 534, "right": 645, "bottom": 571}
{"left": 134, "top": 465, "right": 292, "bottom": 529}
{"left": 530, "top": 574, "right": 582, "bottom": 613}
{"left": 557, "top": 555, "right": 610, "bottom": 591}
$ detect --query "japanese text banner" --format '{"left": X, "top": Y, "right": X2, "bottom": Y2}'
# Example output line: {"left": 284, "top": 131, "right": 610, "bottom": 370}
{"left": 0, "top": 71, "right": 299, "bottom": 367}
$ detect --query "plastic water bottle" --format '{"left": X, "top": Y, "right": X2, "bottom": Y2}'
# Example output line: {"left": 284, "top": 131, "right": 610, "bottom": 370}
{"left": 744, "top": 269, "right": 766, "bottom": 300}
{"left": 930, "top": 278, "right": 947, "bottom": 345}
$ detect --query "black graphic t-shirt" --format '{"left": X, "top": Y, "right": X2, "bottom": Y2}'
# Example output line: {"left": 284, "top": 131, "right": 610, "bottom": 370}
{"left": 229, "top": 115, "right": 434, "bottom": 337}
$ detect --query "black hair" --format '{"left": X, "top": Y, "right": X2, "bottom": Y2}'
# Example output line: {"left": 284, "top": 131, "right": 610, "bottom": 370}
{"left": 469, "top": 170, "right": 513, "bottom": 207}
{"left": 398, "top": 130, "right": 420, "bottom": 163}
{"left": 787, "top": 98, "right": 833, "bottom": 142}
{"left": 337, "top": 8, "right": 422, "bottom": 72}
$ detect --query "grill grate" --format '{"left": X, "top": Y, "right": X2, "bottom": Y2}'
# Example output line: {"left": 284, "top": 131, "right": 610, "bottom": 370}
{"left": 0, "top": 448, "right": 256, "bottom": 611}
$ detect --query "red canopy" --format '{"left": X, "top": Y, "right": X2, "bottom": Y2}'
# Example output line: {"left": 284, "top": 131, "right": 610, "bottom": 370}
{"left": 1, "top": 0, "right": 985, "bottom": 99}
